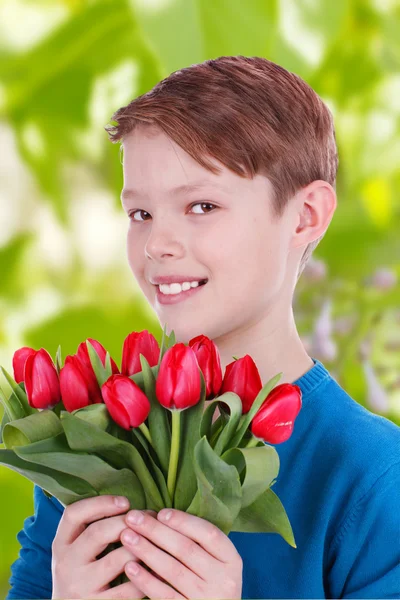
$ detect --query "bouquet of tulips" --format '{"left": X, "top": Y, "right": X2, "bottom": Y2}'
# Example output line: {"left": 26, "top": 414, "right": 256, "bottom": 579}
{"left": 0, "top": 325, "right": 302, "bottom": 584}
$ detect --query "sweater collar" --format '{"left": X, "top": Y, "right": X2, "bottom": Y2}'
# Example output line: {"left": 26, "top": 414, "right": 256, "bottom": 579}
{"left": 291, "top": 357, "right": 331, "bottom": 400}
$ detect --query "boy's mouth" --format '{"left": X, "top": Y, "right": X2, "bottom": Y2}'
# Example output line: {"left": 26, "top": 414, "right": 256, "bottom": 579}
{"left": 155, "top": 279, "right": 208, "bottom": 304}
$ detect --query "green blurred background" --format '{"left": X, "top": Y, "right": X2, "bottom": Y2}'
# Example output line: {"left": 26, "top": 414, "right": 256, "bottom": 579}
{"left": 0, "top": 0, "right": 399, "bottom": 595}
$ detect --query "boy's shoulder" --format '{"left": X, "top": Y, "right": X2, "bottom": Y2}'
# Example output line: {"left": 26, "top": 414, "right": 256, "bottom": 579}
{"left": 303, "top": 370, "right": 400, "bottom": 495}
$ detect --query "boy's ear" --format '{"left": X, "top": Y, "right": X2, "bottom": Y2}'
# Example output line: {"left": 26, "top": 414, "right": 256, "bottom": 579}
{"left": 292, "top": 180, "right": 337, "bottom": 247}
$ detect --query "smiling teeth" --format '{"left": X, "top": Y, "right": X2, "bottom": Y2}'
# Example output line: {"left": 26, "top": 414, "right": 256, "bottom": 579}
{"left": 159, "top": 281, "right": 202, "bottom": 295}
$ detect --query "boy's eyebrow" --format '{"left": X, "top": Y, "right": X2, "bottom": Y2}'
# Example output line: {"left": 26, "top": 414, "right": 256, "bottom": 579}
{"left": 121, "top": 180, "right": 228, "bottom": 201}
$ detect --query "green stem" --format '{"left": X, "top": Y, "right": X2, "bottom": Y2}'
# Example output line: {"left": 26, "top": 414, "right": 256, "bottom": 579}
{"left": 138, "top": 422, "right": 153, "bottom": 446}
{"left": 167, "top": 410, "right": 181, "bottom": 503}
{"left": 244, "top": 436, "right": 260, "bottom": 448}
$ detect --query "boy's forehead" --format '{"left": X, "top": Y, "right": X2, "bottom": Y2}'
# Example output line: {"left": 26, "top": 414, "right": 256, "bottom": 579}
{"left": 121, "top": 128, "right": 274, "bottom": 201}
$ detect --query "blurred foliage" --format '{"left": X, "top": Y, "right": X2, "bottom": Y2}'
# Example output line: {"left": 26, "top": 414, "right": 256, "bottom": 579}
{"left": 0, "top": 0, "right": 399, "bottom": 596}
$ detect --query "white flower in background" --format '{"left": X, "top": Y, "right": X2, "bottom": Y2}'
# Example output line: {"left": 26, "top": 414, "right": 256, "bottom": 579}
{"left": 368, "top": 267, "right": 397, "bottom": 290}
{"left": 362, "top": 359, "right": 390, "bottom": 414}
{"left": 311, "top": 298, "right": 338, "bottom": 361}
{"left": 302, "top": 257, "right": 327, "bottom": 282}
{"left": 334, "top": 315, "right": 356, "bottom": 335}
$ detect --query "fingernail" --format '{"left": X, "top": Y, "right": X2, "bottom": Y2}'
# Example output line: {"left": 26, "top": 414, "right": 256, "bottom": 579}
{"left": 114, "top": 496, "right": 129, "bottom": 508}
{"left": 127, "top": 510, "right": 144, "bottom": 525}
{"left": 123, "top": 530, "right": 140, "bottom": 545}
{"left": 159, "top": 509, "right": 172, "bottom": 521}
{"left": 126, "top": 561, "right": 140, "bottom": 576}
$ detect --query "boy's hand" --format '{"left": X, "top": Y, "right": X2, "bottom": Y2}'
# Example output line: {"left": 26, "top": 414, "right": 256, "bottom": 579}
{"left": 121, "top": 508, "right": 243, "bottom": 599}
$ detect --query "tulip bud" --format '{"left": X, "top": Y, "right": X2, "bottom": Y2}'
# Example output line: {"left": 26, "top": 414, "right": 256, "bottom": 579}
{"left": 251, "top": 383, "right": 302, "bottom": 444}
{"left": 75, "top": 338, "right": 119, "bottom": 402}
{"left": 76, "top": 338, "right": 120, "bottom": 375}
{"left": 121, "top": 330, "right": 160, "bottom": 376}
{"left": 12, "top": 347, "right": 37, "bottom": 384}
{"left": 155, "top": 344, "right": 201, "bottom": 410}
{"left": 188, "top": 335, "right": 223, "bottom": 399}
{"left": 220, "top": 355, "right": 263, "bottom": 414}
{"left": 60, "top": 355, "right": 93, "bottom": 412}
{"left": 24, "top": 349, "right": 61, "bottom": 410}
{"left": 102, "top": 374, "right": 150, "bottom": 429}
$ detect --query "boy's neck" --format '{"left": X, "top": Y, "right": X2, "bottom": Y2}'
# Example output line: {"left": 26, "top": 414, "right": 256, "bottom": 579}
{"left": 213, "top": 306, "right": 314, "bottom": 388}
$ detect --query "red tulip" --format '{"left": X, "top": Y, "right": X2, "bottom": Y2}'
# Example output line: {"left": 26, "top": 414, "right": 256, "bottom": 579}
{"left": 121, "top": 330, "right": 160, "bottom": 376}
{"left": 188, "top": 335, "right": 223, "bottom": 399}
{"left": 24, "top": 349, "right": 61, "bottom": 409}
{"left": 59, "top": 355, "right": 97, "bottom": 412}
{"left": 76, "top": 338, "right": 120, "bottom": 374}
{"left": 102, "top": 374, "right": 150, "bottom": 429}
{"left": 12, "top": 347, "right": 37, "bottom": 384}
{"left": 250, "top": 383, "right": 302, "bottom": 444}
{"left": 74, "top": 338, "right": 119, "bottom": 403}
{"left": 220, "top": 355, "right": 263, "bottom": 414}
{"left": 155, "top": 344, "right": 201, "bottom": 410}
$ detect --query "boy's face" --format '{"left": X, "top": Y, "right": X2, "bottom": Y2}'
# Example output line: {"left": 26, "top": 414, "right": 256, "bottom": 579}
{"left": 121, "top": 125, "right": 298, "bottom": 345}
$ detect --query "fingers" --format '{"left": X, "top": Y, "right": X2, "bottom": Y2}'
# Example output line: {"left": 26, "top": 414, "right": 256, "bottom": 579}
{"left": 121, "top": 510, "right": 217, "bottom": 580}
{"left": 92, "top": 545, "right": 142, "bottom": 592}
{"left": 156, "top": 509, "right": 241, "bottom": 563}
{"left": 54, "top": 495, "right": 130, "bottom": 548}
{"left": 96, "top": 579, "right": 145, "bottom": 599}
{"left": 124, "top": 560, "right": 187, "bottom": 600}
{"left": 72, "top": 508, "right": 159, "bottom": 563}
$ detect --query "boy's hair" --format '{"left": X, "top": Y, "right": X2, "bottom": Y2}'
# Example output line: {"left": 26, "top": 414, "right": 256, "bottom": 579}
{"left": 105, "top": 55, "right": 339, "bottom": 282}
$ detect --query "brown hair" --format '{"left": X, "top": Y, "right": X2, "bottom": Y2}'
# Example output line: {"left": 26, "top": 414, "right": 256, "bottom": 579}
{"left": 105, "top": 55, "right": 338, "bottom": 281}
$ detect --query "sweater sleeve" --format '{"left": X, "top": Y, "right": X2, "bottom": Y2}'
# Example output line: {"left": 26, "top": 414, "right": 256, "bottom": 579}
{"left": 6, "top": 485, "right": 63, "bottom": 600}
{"left": 326, "top": 461, "right": 400, "bottom": 599}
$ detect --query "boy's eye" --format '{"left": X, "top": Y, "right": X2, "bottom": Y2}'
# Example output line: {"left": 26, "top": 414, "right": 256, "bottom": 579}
{"left": 128, "top": 202, "right": 217, "bottom": 222}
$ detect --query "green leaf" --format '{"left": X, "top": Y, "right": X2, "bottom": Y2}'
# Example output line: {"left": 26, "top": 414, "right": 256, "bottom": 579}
{"left": 71, "top": 403, "right": 111, "bottom": 431}
{"left": 0, "top": 448, "right": 97, "bottom": 506}
{"left": 232, "top": 487, "right": 297, "bottom": 548}
{"left": 131, "top": 427, "right": 172, "bottom": 508}
{"left": 13, "top": 431, "right": 146, "bottom": 509}
{"left": 0, "top": 367, "right": 36, "bottom": 419}
{"left": 222, "top": 444, "right": 280, "bottom": 508}
{"left": 55, "top": 345, "right": 62, "bottom": 375}
{"left": 228, "top": 372, "right": 283, "bottom": 449}
{"left": 173, "top": 370, "right": 206, "bottom": 511}
{"left": 186, "top": 436, "right": 242, "bottom": 535}
{"left": 60, "top": 411, "right": 164, "bottom": 511}
{"left": 0, "top": 408, "right": 11, "bottom": 444}
{"left": 86, "top": 340, "right": 109, "bottom": 387}
{"left": 204, "top": 393, "right": 242, "bottom": 456}
{"left": 2, "top": 409, "right": 63, "bottom": 450}
{"left": 139, "top": 354, "right": 171, "bottom": 477}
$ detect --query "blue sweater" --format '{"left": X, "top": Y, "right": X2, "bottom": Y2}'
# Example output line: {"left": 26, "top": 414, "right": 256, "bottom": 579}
{"left": 6, "top": 358, "right": 400, "bottom": 599}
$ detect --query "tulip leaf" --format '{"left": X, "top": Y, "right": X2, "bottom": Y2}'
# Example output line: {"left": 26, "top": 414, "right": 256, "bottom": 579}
{"left": 228, "top": 372, "right": 283, "bottom": 449}
{"left": 231, "top": 487, "right": 297, "bottom": 548}
{"left": 104, "top": 351, "right": 112, "bottom": 376}
{"left": 86, "top": 340, "right": 109, "bottom": 387}
{"left": 139, "top": 354, "right": 171, "bottom": 477}
{"left": 12, "top": 431, "right": 146, "bottom": 508}
{"left": 186, "top": 435, "right": 242, "bottom": 535}
{"left": 60, "top": 411, "right": 165, "bottom": 511}
{"left": 173, "top": 370, "right": 206, "bottom": 511}
{"left": 55, "top": 345, "right": 62, "bottom": 375}
{"left": 130, "top": 427, "right": 172, "bottom": 508}
{"left": 200, "top": 392, "right": 242, "bottom": 456}
{"left": 157, "top": 323, "right": 173, "bottom": 367}
{"left": 72, "top": 403, "right": 111, "bottom": 431}
{"left": 0, "top": 448, "right": 97, "bottom": 505}
{"left": 0, "top": 376, "right": 33, "bottom": 424}
{"left": 0, "top": 408, "right": 11, "bottom": 443}
{"left": 222, "top": 444, "right": 280, "bottom": 509}
{"left": 129, "top": 364, "right": 158, "bottom": 394}
{"left": 0, "top": 366, "right": 37, "bottom": 417}
{"left": 2, "top": 409, "right": 63, "bottom": 450}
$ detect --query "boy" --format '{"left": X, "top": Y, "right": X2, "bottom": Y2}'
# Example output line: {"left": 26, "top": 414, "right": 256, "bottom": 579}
{"left": 6, "top": 56, "right": 400, "bottom": 599}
